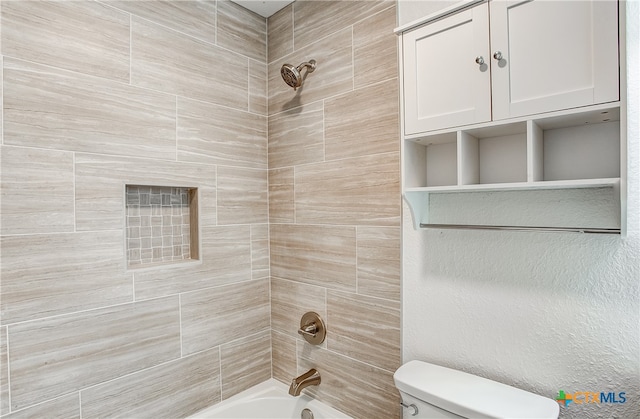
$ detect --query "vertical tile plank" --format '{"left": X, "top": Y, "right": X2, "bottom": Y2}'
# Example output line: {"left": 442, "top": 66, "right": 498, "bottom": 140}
{"left": 295, "top": 154, "right": 401, "bottom": 226}
{"left": 217, "top": 167, "right": 269, "bottom": 225}
{"left": 272, "top": 330, "right": 297, "bottom": 385}
{"left": 353, "top": 6, "right": 398, "bottom": 88}
{"left": 357, "top": 226, "right": 401, "bottom": 301}
{"left": 327, "top": 290, "right": 401, "bottom": 372}
{"left": 267, "top": 4, "right": 293, "bottom": 63}
{"left": 249, "top": 60, "right": 268, "bottom": 115}
{"left": 297, "top": 343, "right": 400, "bottom": 419}
{"left": 271, "top": 278, "right": 327, "bottom": 339}
{"left": 268, "top": 101, "right": 324, "bottom": 168}
{"left": 220, "top": 331, "right": 271, "bottom": 400}
{"left": 324, "top": 79, "right": 399, "bottom": 160}
{"left": 268, "top": 167, "right": 295, "bottom": 224}
{"left": 217, "top": 0, "right": 266, "bottom": 62}
{"left": 251, "top": 224, "right": 270, "bottom": 280}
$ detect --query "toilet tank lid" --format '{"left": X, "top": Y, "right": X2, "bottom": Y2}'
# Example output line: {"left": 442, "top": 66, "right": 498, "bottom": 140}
{"left": 394, "top": 360, "right": 559, "bottom": 419}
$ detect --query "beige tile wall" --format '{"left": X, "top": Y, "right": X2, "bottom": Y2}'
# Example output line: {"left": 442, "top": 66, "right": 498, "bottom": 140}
{"left": 0, "top": 0, "right": 270, "bottom": 417}
{"left": 267, "top": 2, "right": 402, "bottom": 418}
{"left": 0, "top": 0, "right": 401, "bottom": 417}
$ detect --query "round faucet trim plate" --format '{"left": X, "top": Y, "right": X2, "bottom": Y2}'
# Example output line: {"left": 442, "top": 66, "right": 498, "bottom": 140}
{"left": 298, "top": 311, "right": 326, "bottom": 345}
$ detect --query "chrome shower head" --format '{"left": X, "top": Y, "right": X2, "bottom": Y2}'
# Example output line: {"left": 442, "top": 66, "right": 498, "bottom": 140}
{"left": 281, "top": 59, "right": 316, "bottom": 90}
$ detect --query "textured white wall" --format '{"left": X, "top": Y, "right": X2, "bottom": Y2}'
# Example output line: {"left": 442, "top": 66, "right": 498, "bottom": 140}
{"left": 402, "top": 3, "right": 640, "bottom": 418}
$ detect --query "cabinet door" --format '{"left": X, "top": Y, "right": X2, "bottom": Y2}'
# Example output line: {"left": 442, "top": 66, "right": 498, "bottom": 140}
{"left": 402, "top": 3, "right": 491, "bottom": 135}
{"left": 490, "top": 0, "right": 619, "bottom": 120}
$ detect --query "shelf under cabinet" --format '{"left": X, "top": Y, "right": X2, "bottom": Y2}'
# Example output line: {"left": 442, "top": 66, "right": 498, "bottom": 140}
{"left": 404, "top": 178, "right": 621, "bottom": 233}
{"left": 405, "top": 177, "right": 620, "bottom": 194}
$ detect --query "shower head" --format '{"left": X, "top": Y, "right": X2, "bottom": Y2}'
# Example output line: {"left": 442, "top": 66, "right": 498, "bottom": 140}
{"left": 281, "top": 59, "right": 316, "bottom": 90}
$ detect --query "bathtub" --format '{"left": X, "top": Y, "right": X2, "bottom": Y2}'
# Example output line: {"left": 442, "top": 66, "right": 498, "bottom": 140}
{"left": 189, "top": 379, "right": 353, "bottom": 419}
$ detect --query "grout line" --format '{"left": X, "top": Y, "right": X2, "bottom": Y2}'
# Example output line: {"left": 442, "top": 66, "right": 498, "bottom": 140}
{"left": 218, "top": 344, "right": 223, "bottom": 400}
{"left": 268, "top": 277, "right": 273, "bottom": 379}
{"left": 129, "top": 13, "right": 133, "bottom": 86}
{"left": 4, "top": 392, "right": 79, "bottom": 418}
{"left": 265, "top": 11, "right": 270, "bottom": 65}
{"left": 179, "top": 294, "right": 184, "bottom": 358}
{"left": 0, "top": 228, "right": 123, "bottom": 238}
{"left": 78, "top": 390, "right": 83, "bottom": 419}
{"left": 355, "top": 225, "right": 359, "bottom": 294}
{"left": 99, "top": 2, "right": 231, "bottom": 59}
{"left": 270, "top": 150, "right": 400, "bottom": 171}
{"left": 175, "top": 95, "right": 179, "bottom": 163}
{"left": 214, "top": 0, "right": 218, "bottom": 46}
{"left": 5, "top": 327, "right": 12, "bottom": 415}
{"left": 292, "top": 165, "right": 296, "bottom": 224}
{"left": 291, "top": 1, "right": 295, "bottom": 52}
{"left": 278, "top": 2, "right": 395, "bottom": 63}
{"left": 323, "top": 345, "right": 399, "bottom": 375}
{"left": 250, "top": 225, "right": 254, "bottom": 280}
{"left": 322, "top": 100, "right": 326, "bottom": 162}
{"left": 131, "top": 272, "right": 136, "bottom": 303}
{"left": 266, "top": 218, "right": 271, "bottom": 280}
{"left": 214, "top": 166, "right": 219, "bottom": 227}
{"left": 1, "top": 55, "right": 4, "bottom": 146}
{"left": 76, "top": 347, "right": 213, "bottom": 396}
{"left": 324, "top": 287, "right": 328, "bottom": 329}
{"left": 1, "top": 53, "right": 267, "bottom": 120}
{"left": 351, "top": 25, "right": 355, "bottom": 91}
{"left": 0, "top": 293, "right": 180, "bottom": 329}
{"left": 220, "top": 329, "right": 271, "bottom": 352}
{"left": 267, "top": 75, "right": 398, "bottom": 118}
{"left": 270, "top": 275, "right": 400, "bottom": 305}
{"left": 268, "top": 221, "right": 399, "bottom": 230}
{"left": 73, "top": 152, "right": 77, "bottom": 233}
{"left": 247, "top": 58, "right": 251, "bottom": 113}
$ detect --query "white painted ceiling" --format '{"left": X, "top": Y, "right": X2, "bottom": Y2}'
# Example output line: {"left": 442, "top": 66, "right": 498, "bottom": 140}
{"left": 230, "top": 0, "right": 295, "bottom": 18}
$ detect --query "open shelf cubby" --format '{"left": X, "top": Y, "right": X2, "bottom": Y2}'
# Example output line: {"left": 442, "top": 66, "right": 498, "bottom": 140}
{"left": 403, "top": 103, "right": 623, "bottom": 232}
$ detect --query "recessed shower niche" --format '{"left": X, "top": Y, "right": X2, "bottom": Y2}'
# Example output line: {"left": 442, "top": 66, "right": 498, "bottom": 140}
{"left": 125, "top": 185, "right": 199, "bottom": 268}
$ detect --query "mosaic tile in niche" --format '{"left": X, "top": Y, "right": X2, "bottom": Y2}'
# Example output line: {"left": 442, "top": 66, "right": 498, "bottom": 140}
{"left": 126, "top": 185, "right": 198, "bottom": 267}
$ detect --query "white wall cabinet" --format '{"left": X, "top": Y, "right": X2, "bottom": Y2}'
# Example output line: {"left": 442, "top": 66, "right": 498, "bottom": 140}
{"left": 398, "top": 0, "right": 626, "bottom": 234}
{"left": 489, "top": 0, "right": 619, "bottom": 121}
{"left": 402, "top": 0, "right": 619, "bottom": 135}
{"left": 403, "top": 4, "right": 491, "bottom": 134}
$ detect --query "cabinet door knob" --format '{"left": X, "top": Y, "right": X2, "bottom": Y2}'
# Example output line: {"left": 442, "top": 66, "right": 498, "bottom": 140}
{"left": 493, "top": 51, "right": 503, "bottom": 60}
{"left": 475, "top": 56, "right": 485, "bottom": 65}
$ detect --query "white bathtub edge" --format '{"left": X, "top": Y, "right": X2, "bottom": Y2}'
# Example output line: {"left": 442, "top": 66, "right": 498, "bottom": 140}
{"left": 188, "top": 378, "right": 353, "bottom": 419}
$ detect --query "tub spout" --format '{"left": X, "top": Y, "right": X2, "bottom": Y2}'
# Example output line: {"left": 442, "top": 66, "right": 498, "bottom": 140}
{"left": 288, "top": 368, "right": 321, "bottom": 396}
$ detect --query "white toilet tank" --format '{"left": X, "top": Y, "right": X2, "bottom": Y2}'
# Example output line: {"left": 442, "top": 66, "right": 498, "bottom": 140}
{"left": 394, "top": 360, "right": 559, "bottom": 419}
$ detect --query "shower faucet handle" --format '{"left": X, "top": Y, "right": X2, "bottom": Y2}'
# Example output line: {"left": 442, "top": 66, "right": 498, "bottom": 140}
{"left": 297, "top": 312, "right": 326, "bottom": 345}
{"left": 297, "top": 322, "right": 318, "bottom": 337}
